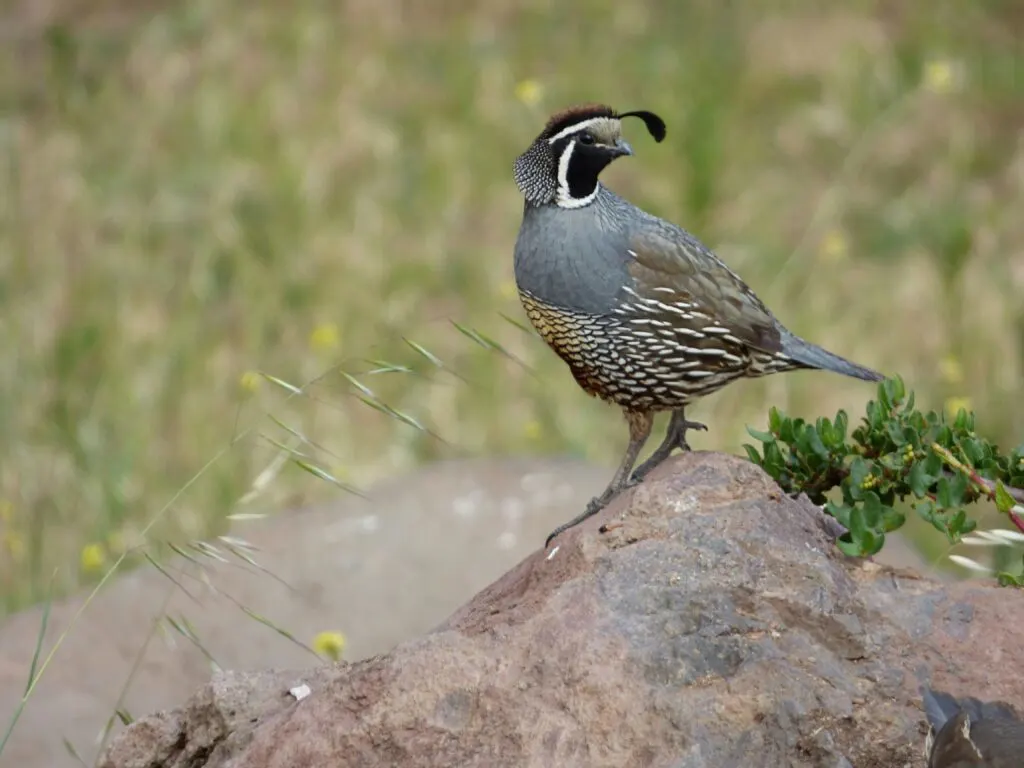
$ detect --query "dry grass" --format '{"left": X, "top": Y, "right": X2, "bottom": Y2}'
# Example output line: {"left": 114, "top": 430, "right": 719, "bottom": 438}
{"left": 1, "top": 0, "right": 1023, "bottom": 612}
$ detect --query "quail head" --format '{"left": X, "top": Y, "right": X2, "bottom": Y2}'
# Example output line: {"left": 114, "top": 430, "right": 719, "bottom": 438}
{"left": 922, "top": 687, "right": 1024, "bottom": 767}
{"left": 511, "top": 103, "right": 885, "bottom": 547}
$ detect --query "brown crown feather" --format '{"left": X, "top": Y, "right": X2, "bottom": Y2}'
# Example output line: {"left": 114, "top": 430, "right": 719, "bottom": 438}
{"left": 539, "top": 103, "right": 617, "bottom": 141}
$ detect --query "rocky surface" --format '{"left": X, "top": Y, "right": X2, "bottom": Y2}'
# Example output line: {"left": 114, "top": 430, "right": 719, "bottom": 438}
{"left": 96, "top": 452, "right": 1024, "bottom": 768}
{"left": 0, "top": 456, "right": 612, "bottom": 768}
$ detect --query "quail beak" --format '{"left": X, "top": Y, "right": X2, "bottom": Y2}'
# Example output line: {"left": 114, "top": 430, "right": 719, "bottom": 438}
{"left": 611, "top": 138, "right": 634, "bottom": 157}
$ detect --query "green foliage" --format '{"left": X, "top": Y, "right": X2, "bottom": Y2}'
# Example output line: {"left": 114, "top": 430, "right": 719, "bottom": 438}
{"left": 745, "top": 377, "right": 1024, "bottom": 561}
{"left": 996, "top": 560, "right": 1024, "bottom": 588}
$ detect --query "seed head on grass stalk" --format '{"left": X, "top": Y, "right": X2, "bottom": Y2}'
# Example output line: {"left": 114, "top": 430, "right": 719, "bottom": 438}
{"left": 0, "top": 366, "right": 357, "bottom": 758}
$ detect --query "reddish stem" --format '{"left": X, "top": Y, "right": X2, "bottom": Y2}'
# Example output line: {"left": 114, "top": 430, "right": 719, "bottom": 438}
{"left": 931, "top": 444, "right": 1024, "bottom": 534}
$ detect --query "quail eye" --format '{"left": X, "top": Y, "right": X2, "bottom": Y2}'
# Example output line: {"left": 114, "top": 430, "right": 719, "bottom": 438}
{"left": 578, "top": 132, "right": 596, "bottom": 145}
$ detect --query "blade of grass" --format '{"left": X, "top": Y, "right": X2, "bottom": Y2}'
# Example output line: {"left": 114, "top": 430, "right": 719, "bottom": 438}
{"left": 23, "top": 573, "right": 52, "bottom": 695}
{"left": 164, "top": 614, "right": 220, "bottom": 668}
{"left": 259, "top": 373, "right": 306, "bottom": 396}
{"left": 0, "top": 572, "right": 55, "bottom": 755}
{"left": 61, "top": 737, "right": 89, "bottom": 767}
{"left": 499, "top": 311, "right": 537, "bottom": 336}
{"left": 450, "top": 320, "right": 536, "bottom": 376}
{"left": 403, "top": 338, "right": 445, "bottom": 368}
{"left": 266, "top": 414, "right": 342, "bottom": 462}
{"left": 143, "top": 552, "right": 199, "bottom": 603}
{"left": 93, "top": 583, "right": 177, "bottom": 760}
{"left": 291, "top": 458, "right": 364, "bottom": 496}
{"left": 238, "top": 605, "right": 319, "bottom": 660}
{"left": 402, "top": 338, "right": 469, "bottom": 383}
{"left": 363, "top": 359, "right": 414, "bottom": 375}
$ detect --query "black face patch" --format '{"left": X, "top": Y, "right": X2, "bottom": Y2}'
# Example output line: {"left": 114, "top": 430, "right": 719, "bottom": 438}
{"left": 559, "top": 136, "right": 619, "bottom": 202}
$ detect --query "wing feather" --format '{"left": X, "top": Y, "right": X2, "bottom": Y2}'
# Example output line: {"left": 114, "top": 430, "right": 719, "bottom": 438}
{"left": 625, "top": 226, "right": 782, "bottom": 355}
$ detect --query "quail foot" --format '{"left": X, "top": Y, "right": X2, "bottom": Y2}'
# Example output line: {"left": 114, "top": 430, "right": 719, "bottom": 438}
{"left": 922, "top": 687, "right": 1024, "bottom": 767}
{"left": 511, "top": 104, "right": 885, "bottom": 547}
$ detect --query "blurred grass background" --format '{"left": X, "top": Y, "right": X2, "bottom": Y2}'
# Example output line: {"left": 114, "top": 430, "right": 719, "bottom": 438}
{"left": 1, "top": 0, "right": 1022, "bottom": 615}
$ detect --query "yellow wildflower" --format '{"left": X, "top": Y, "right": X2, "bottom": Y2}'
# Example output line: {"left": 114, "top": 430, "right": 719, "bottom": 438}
{"left": 515, "top": 79, "right": 544, "bottom": 107}
{"left": 523, "top": 420, "right": 542, "bottom": 440}
{"left": 499, "top": 281, "right": 517, "bottom": 300}
{"left": 938, "top": 355, "right": 963, "bottom": 385}
{"left": 239, "top": 370, "right": 262, "bottom": 393}
{"left": 923, "top": 60, "right": 955, "bottom": 94}
{"left": 80, "top": 543, "right": 107, "bottom": 572}
{"left": 819, "top": 230, "right": 848, "bottom": 264}
{"left": 312, "top": 630, "right": 346, "bottom": 661}
{"left": 309, "top": 322, "right": 340, "bottom": 352}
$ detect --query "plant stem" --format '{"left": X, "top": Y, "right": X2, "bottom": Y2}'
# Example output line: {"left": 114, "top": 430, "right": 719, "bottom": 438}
{"left": 931, "top": 443, "right": 1024, "bottom": 533}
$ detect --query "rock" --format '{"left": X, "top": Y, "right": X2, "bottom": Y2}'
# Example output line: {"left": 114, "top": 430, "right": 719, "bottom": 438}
{"left": 98, "top": 670, "right": 334, "bottom": 768}
{"left": 0, "top": 456, "right": 612, "bottom": 768}
{"left": 96, "top": 452, "right": 1024, "bottom": 768}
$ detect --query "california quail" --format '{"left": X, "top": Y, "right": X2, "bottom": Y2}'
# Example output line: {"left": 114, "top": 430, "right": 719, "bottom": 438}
{"left": 512, "top": 104, "right": 885, "bottom": 547}
{"left": 922, "top": 687, "right": 1024, "bottom": 767}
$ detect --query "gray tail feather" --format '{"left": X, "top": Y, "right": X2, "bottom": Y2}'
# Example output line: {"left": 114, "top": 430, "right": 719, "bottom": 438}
{"left": 922, "top": 687, "right": 1020, "bottom": 730}
{"left": 780, "top": 330, "right": 883, "bottom": 383}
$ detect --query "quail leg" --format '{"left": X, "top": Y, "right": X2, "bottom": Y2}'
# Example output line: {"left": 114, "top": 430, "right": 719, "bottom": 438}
{"left": 629, "top": 408, "right": 707, "bottom": 484}
{"left": 545, "top": 410, "right": 654, "bottom": 547}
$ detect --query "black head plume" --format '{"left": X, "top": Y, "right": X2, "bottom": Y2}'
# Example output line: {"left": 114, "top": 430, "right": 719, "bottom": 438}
{"left": 514, "top": 103, "right": 667, "bottom": 207}
{"left": 617, "top": 110, "right": 667, "bottom": 142}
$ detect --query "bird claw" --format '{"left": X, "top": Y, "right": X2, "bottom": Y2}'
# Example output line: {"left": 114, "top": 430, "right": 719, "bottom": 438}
{"left": 544, "top": 493, "right": 613, "bottom": 548}
{"left": 676, "top": 419, "right": 708, "bottom": 440}
{"left": 627, "top": 467, "right": 647, "bottom": 485}
{"left": 666, "top": 419, "right": 706, "bottom": 452}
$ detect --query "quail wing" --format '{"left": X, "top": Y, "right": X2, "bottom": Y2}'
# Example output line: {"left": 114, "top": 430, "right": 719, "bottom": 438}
{"left": 624, "top": 225, "right": 784, "bottom": 357}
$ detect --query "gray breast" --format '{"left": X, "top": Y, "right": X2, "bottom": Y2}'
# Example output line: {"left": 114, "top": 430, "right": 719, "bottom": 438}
{"left": 513, "top": 189, "right": 633, "bottom": 315}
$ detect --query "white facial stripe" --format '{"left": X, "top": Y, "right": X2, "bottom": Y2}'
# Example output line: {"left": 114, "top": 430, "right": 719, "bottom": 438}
{"left": 546, "top": 116, "right": 619, "bottom": 145}
{"left": 556, "top": 138, "right": 574, "bottom": 197}
{"left": 554, "top": 140, "right": 598, "bottom": 208}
